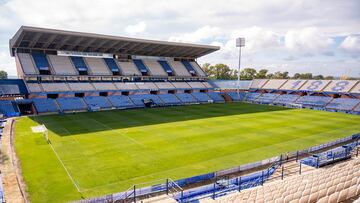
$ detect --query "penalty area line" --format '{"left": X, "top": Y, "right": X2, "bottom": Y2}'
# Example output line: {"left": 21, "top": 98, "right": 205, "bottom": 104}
{"left": 47, "top": 138, "right": 82, "bottom": 192}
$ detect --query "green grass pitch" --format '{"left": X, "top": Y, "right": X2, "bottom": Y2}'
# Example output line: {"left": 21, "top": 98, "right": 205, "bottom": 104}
{"left": 14, "top": 103, "right": 360, "bottom": 202}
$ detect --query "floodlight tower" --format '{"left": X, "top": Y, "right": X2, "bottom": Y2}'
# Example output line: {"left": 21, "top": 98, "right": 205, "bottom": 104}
{"left": 236, "top": 38, "right": 245, "bottom": 100}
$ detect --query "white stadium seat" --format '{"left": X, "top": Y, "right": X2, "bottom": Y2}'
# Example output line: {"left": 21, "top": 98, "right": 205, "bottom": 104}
{"left": 187, "top": 82, "right": 206, "bottom": 89}
{"left": 143, "top": 60, "right": 167, "bottom": 76}
{"left": 135, "top": 82, "right": 158, "bottom": 90}
{"left": 26, "top": 83, "right": 43, "bottom": 93}
{"left": 279, "top": 80, "right": 307, "bottom": 90}
{"left": 154, "top": 82, "right": 176, "bottom": 89}
{"left": 322, "top": 80, "right": 358, "bottom": 93}
{"left": 171, "top": 82, "right": 192, "bottom": 89}
{"left": 114, "top": 83, "right": 139, "bottom": 91}
{"left": 261, "top": 79, "right": 287, "bottom": 89}
{"left": 92, "top": 82, "right": 117, "bottom": 91}
{"left": 299, "top": 80, "right": 331, "bottom": 92}
{"left": 41, "top": 83, "right": 70, "bottom": 92}
{"left": 116, "top": 61, "right": 142, "bottom": 76}
{"left": 250, "top": 79, "right": 269, "bottom": 89}
{"left": 190, "top": 62, "right": 207, "bottom": 77}
{"left": 48, "top": 55, "right": 78, "bottom": 75}
{"left": 349, "top": 81, "right": 360, "bottom": 94}
{"left": 67, "top": 83, "right": 95, "bottom": 91}
{"left": 169, "top": 61, "right": 191, "bottom": 76}
{"left": 84, "top": 57, "right": 112, "bottom": 76}
{"left": 17, "top": 53, "right": 38, "bottom": 75}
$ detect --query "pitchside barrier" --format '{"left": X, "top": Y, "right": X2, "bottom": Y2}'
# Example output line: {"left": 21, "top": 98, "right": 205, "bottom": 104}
{"left": 74, "top": 133, "right": 360, "bottom": 203}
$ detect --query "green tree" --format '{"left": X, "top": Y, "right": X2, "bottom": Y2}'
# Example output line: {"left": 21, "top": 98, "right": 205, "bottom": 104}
{"left": 203, "top": 63, "right": 237, "bottom": 80}
{"left": 255, "top": 69, "right": 268, "bottom": 79}
{"left": 313, "top": 75, "right": 324, "bottom": 80}
{"left": 324, "top": 76, "right": 335, "bottom": 80}
{"left": 269, "top": 71, "right": 290, "bottom": 79}
{"left": 240, "top": 68, "right": 257, "bottom": 80}
{"left": 0, "top": 70, "right": 7, "bottom": 79}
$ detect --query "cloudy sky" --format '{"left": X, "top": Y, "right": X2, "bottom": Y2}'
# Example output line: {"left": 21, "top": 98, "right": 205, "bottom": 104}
{"left": 0, "top": 0, "right": 359, "bottom": 77}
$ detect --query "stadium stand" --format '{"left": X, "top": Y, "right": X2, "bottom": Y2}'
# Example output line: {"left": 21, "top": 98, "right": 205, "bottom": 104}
{"left": 350, "top": 82, "right": 360, "bottom": 94}
{"left": 114, "top": 83, "right": 139, "bottom": 91}
{"left": 107, "top": 95, "right": 135, "bottom": 108}
{"left": 31, "top": 52, "right": 50, "bottom": 72}
{"left": 295, "top": 95, "right": 333, "bottom": 107}
{"left": 26, "top": 83, "right": 43, "bottom": 93}
{"left": 32, "top": 98, "right": 59, "bottom": 113}
{"left": 157, "top": 94, "right": 181, "bottom": 105}
{"left": 261, "top": 79, "right": 287, "bottom": 90}
{"left": 202, "top": 82, "right": 213, "bottom": 89}
{"left": 158, "top": 60, "right": 174, "bottom": 76}
{"left": 56, "top": 97, "right": 87, "bottom": 111}
{"left": 181, "top": 60, "right": 197, "bottom": 76}
{"left": 353, "top": 103, "right": 360, "bottom": 113}
{"left": 188, "top": 82, "right": 206, "bottom": 89}
{"left": 154, "top": 82, "right": 176, "bottom": 90}
{"left": 92, "top": 82, "right": 117, "bottom": 91}
{"left": 0, "top": 84, "right": 20, "bottom": 95}
{"left": 175, "top": 93, "right": 197, "bottom": 103}
{"left": 116, "top": 61, "right": 142, "bottom": 76}
{"left": 190, "top": 61, "right": 207, "bottom": 77}
{"left": 84, "top": 96, "right": 112, "bottom": 110}
{"left": 191, "top": 92, "right": 212, "bottom": 103}
{"left": 255, "top": 93, "right": 280, "bottom": 104}
{"left": 84, "top": 57, "right": 112, "bottom": 76}
{"left": 16, "top": 53, "right": 38, "bottom": 75}
{"left": 0, "top": 100, "right": 19, "bottom": 117}
{"left": 70, "top": 56, "right": 88, "bottom": 73}
{"left": 323, "top": 80, "right": 358, "bottom": 93}
{"left": 143, "top": 60, "right": 167, "bottom": 76}
{"left": 207, "top": 92, "right": 225, "bottom": 102}
{"left": 273, "top": 94, "right": 300, "bottom": 105}
{"left": 249, "top": 79, "right": 268, "bottom": 89}
{"left": 68, "top": 83, "right": 95, "bottom": 91}
{"left": 279, "top": 80, "right": 307, "bottom": 91}
{"left": 209, "top": 80, "right": 251, "bottom": 90}
{"left": 135, "top": 82, "right": 158, "bottom": 90}
{"left": 169, "top": 61, "right": 192, "bottom": 76}
{"left": 300, "top": 80, "right": 331, "bottom": 92}
{"left": 171, "top": 82, "right": 192, "bottom": 89}
{"left": 47, "top": 55, "right": 78, "bottom": 75}
{"left": 133, "top": 59, "right": 150, "bottom": 75}
{"left": 129, "top": 94, "right": 147, "bottom": 107}
{"left": 326, "top": 98, "right": 360, "bottom": 111}
{"left": 245, "top": 92, "right": 262, "bottom": 102}
{"left": 227, "top": 92, "right": 248, "bottom": 101}
{"left": 41, "top": 82, "right": 70, "bottom": 92}
{"left": 207, "top": 158, "right": 360, "bottom": 203}
{"left": 103, "top": 58, "right": 121, "bottom": 74}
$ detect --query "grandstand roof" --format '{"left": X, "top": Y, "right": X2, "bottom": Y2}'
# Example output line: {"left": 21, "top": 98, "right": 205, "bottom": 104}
{"left": 9, "top": 26, "right": 220, "bottom": 58}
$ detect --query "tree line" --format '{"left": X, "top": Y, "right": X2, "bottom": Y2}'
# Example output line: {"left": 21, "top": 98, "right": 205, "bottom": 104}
{"left": 202, "top": 63, "right": 340, "bottom": 80}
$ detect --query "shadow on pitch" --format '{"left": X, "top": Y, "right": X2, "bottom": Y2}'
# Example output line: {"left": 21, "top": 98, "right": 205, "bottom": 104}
{"left": 29, "top": 103, "right": 291, "bottom": 136}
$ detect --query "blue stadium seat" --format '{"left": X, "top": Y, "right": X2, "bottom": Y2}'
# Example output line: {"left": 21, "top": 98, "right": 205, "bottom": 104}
{"left": 175, "top": 93, "right": 197, "bottom": 103}
{"left": 141, "top": 94, "right": 164, "bottom": 105}
{"left": 31, "top": 52, "right": 50, "bottom": 71}
{"left": 326, "top": 98, "right": 360, "bottom": 111}
{"left": 84, "top": 96, "right": 112, "bottom": 110}
{"left": 158, "top": 94, "right": 182, "bottom": 105}
{"left": 103, "top": 58, "right": 120, "bottom": 73}
{"left": 273, "top": 94, "right": 300, "bottom": 105}
{"left": 70, "top": 56, "right": 88, "bottom": 72}
{"left": 255, "top": 93, "right": 279, "bottom": 104}
{"left": 32, "top": 98, "right": 59, "bottom": 113}
{"left": 107, "top": 95, "right": 135, "bottom": 108}
{"left": 0, "top": 100, "right": 20, "bottom": 117}
{"left": 295, "top": 95, "right": 333, "bottom": 107}
{"left": 181, "top": 60, "right": 196, "bottom": 75}
{"left": 245, "top": 92, "right": 262, "bottom": 102}
{"left": 158, "top": 60, "right": 174, "bottom": 75}
{"left": 226, "top": 92, "right": 248, "bottom": 101}
{"left": 191, "top": 92, "right": 212, "bottom": 103}
{"left": 207, "top": 92, "right": 225, "bottom": 102}
{"left": 133, "top": 59, "right": 149, "bottom": 74}
{"left": 0, "top": 84, "right": 21, "bottom": 95}
{"left": 57, "top": 97, "right": 88, "bottom": 111}
{"left": 128, "top": 94, "right": 146, "bottom": 107}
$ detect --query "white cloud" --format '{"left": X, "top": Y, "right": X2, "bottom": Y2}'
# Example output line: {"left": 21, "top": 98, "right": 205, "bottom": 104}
{"left": 0, "top": 51, "right": 16, "bottom": 76}
{"left": 340, "top": 35, "right": 360, "bottom": 53}
{"left": 168, "top": 25, "right": 223, "bottom": 43}
{"left": 284, "top": 27, "right": 334, "bottom": 52}
{"left": 125, "top": 21, "right": 147, "bottom": 35}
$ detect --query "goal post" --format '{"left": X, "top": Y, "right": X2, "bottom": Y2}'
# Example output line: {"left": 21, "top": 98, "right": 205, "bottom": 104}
{"left": 31, "top": 124, "right": 49, "bottom": 144}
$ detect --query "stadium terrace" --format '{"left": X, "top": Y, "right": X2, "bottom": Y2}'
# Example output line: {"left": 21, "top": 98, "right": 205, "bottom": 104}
{"left": 0, "top": 27, "right": 359, "bottom": 203}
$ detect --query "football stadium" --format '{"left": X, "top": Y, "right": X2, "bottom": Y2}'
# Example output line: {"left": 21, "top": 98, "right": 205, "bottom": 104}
{"left": 0, "top": 25, "right": 359, "bottom": 203}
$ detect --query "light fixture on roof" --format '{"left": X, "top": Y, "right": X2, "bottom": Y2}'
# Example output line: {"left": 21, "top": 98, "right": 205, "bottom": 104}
{"left": 236, "top": 38, "right": 245, "bottom": 100}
